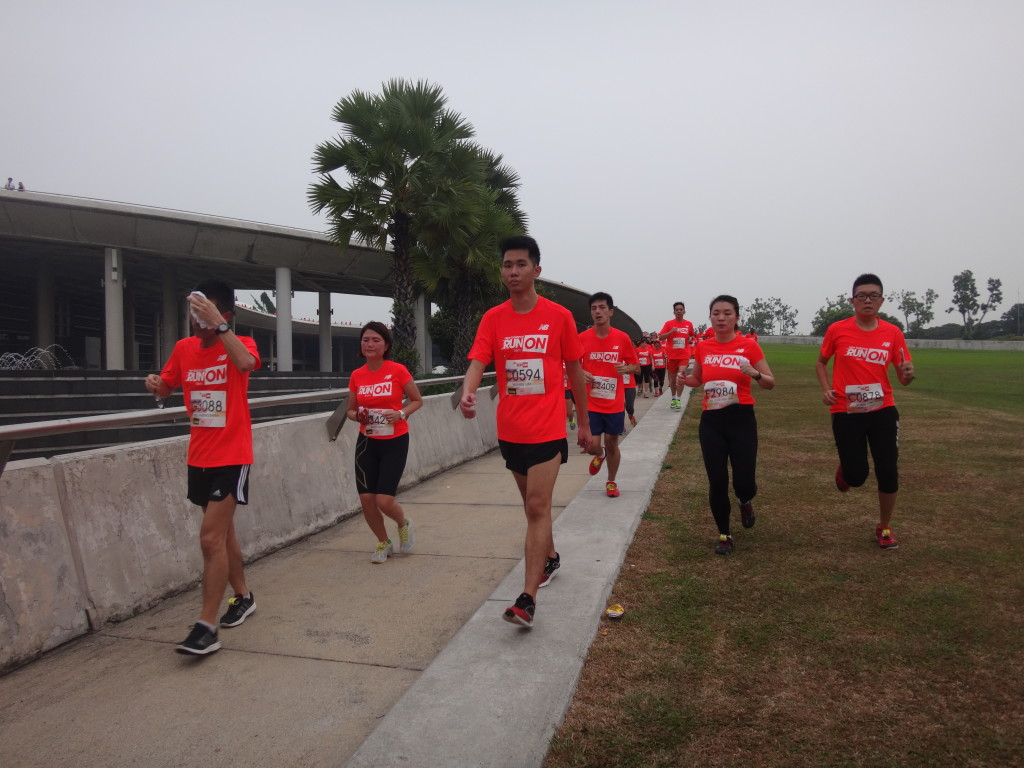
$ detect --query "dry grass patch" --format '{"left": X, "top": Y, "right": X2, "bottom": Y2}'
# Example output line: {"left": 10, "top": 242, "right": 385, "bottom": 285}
{"left": 545, "top": 350, "right": 1024, "bottom": 768}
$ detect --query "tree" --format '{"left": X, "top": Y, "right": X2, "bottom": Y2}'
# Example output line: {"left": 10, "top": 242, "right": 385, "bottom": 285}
{"left": 309, "top": 79, "right": 483, "bottom": 372}
{"left": 1000, "top": 303, "right": 1024, "bottom": 337}
{"left": 412, "top": 147, "right": 527, "bottom": 374}
{"left": 947, "top": 270, "right": 1003, "bottom": 339}
{"left": 890, "top": 288, "right": 937, "bottom": 336}
{"left": 249, "top": 291, "right": 276, "bottom": 315}
{"left": 744, "top": 297, "right": 798, "bottom": 336}
{"left": 812, "top": 294, "right": 903, "bottom": 336}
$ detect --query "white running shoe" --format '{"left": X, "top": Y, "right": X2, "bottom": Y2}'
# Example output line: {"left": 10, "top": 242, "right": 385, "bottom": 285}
{"left": 371, "top": 539, "right": 393, "bottom": 563}
{"left": 398, "top": 519, "right": 414, "bottom": 553}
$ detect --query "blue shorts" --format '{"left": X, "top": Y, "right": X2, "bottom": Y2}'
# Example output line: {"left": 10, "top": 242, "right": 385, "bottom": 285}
{"left": 589, "top": 410, "right": 625, "bottom": 436}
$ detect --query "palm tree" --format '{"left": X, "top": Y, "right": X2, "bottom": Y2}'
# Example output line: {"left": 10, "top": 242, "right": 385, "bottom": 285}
{"left": 413, "top": 147, "right": 527, "bottom": 374}
{"left": 308, "top": 79, "right": 483, "bottom": 372}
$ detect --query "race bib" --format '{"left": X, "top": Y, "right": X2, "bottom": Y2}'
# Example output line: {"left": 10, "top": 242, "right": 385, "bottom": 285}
{"left": 622, "top": 373, "right": 631, "bottom": 384}
{"left": 190, "top": 390, "right": 227, "bottom": 427}
{"left": 364, "top": 408, "right": 395, "bottom": 436}
{"left": 591, "top": 375, "right": 617, "bottom": 400}
{"left": 672, "top": 337, "right": 687, "bottom": 349}
{"left": 845, "top": 383, "right": 884, "bottom": 413}
{"left": 505, "top": 358, "right": 545, "bottom": 396}
{"left": 704, "top": 380, "right": 739, "bottom": 410}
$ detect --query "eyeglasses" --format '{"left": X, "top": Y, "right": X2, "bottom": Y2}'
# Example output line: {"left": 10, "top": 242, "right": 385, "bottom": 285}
{"left": 853, "top": 292, "right": 883, "bottom": 301}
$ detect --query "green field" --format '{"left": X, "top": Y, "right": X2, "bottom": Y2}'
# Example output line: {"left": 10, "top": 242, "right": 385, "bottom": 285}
{"left": 545, "top": 345, "right": 1024, "bottom": 768}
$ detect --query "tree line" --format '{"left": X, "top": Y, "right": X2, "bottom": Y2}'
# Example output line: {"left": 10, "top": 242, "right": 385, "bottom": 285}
{"left": 746, "top": 271, "right": 1015, "bottom": 339}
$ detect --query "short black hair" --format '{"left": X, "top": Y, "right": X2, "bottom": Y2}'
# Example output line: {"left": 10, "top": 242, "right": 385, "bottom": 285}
{"left": 589, "top": 291, "right": 614, "bottom": 309}
{"left": 193, "top": 279, "right": 235, "bottom": 315}
{"left": 673, "top": 301, "right": 685, "bottom": 310}
{"left": 853, "top": 273, "right": 883, "bottom": 294}
{"left": 499, "top": 235, "right": 541, "bottom": 266}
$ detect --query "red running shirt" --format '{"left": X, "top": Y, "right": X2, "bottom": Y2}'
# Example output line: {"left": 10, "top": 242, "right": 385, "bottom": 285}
{"left": 651, "top": 346, "right": 667, "bottom": 368}
{"left": 468, "top": 296, "right": 584, "bottom": 444}
{"left": 820, "top": 317, "right": 911, "bottom": 415}
{"left": 659, "top": 319, "right": 695, "bottom": 360}
{"left": 636, "top": 344, "right": 651, "bottom": 366}
{"left": 160, "top": 335, "right": 261, "bottom": 467}
{"left": 579, "top": 327, "right": 639, "bottom": 414}
{"left": 694, "top": 335, "right": 765, "bottom": 411}
{"left": 348, "top": 359, "right": 413, "bottom": 439}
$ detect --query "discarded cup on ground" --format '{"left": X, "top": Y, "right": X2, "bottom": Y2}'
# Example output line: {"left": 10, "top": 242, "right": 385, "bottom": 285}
{"left": 604, "top": 604, "right": 625, "bottom": 619}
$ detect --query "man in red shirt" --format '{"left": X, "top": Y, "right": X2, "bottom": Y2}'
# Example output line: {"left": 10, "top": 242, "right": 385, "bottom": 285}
{"left": 658, "top": 302, "right": 695, "bottom": 411}
{"left": 145, "top": 280, "right": 261, "bottom": 655}
{"left": 816, "top": 273, "right": 915, "bottom": 550}
{"left": 460, "top": 236, "right": 591, "bottom": 628}
{"left": 580, "top": 292, "right": 639, "bottom": 498}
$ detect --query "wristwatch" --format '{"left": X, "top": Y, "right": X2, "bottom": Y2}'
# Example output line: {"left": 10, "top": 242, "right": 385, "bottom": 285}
{"left": 215, "top": 322, "right": 230, "bottom": 335}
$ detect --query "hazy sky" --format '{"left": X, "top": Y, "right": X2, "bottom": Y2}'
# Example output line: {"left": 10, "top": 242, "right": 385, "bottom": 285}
{"left": 5, "top": 1, "right": 1023, "bottom": 333}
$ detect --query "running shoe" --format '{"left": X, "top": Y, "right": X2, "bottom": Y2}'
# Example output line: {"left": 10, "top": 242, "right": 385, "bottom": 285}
{"left": 589, "top": 452, "right": 606, "bottom": 475}
{"left": 503, "top": 592, "right": 535, "bottom": 627}
{"left": 371, "top": 539, "right": 393, "bottom": 563}
{"left": 219, "top": 592, "right": 256, "bottom": 627}
{"left": 670, "top": 398, "right": 679, "bottom": 409}
{"left": 606, "top": 481, "right": 620, "bottom": 498}
{"left": 643, "top": 391, "right": 649, "bottom": 398}
{"left": 835, "top": 465, "right": 850, "bottom": 493}
{"left": 176, "top": 623, "right": 220, "bottom": 656}
{"left": 568, "top": 416, "right": 576, "bottom": 430}
{"left": 714, "top": 535, "right": 734, "bottom": 555}
{"left": 876, "top": 526, "right": 899, "bottom": 550}
{"left": 539, "top": 553, "right": 560, "bottom": 588}
{"left": 740, "top": 502, "right": 755, "bottom": 529}
{"left": 629, "top": 414, "right": 637, "bottom": 427}
{"left": 398, "top": 518, "right": 414, "bottom": 553}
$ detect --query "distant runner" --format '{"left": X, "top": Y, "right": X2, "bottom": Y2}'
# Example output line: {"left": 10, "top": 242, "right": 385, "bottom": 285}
{"left": 659, "top": 302, "right": 695, "bottom": 410}
{"left": 816, "top": 273, "right": 915, "bottom": 550}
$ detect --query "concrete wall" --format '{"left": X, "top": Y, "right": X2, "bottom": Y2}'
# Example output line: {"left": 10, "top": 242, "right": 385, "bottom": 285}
{"left": 760, "top": 335, "right": 1024, "bottom": 351}
{"left": 0, "top": 387, "right": 498, "bottom": 673}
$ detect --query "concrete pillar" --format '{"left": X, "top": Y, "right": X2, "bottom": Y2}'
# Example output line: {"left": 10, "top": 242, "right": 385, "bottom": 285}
{"left": 275, "top": 267, "right": 293, "bottom": 372}
{"left": 161, "top": 264, "right": 179, "bottom": 363}
{"left": 35, "top": 256, "right": 55, "bottom": 363}
{"left": 318, "top": 291, "right": 332, "bottom": 372}
{"left": 104, "top": 247, "right": 125, "bottom": 370}
{"left": 414, "top": 295, "right": 433, "bottom": 375}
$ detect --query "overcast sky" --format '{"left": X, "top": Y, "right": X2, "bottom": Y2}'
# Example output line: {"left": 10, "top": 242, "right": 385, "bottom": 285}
{"left": 5, "top": 1, "right": 1023, "bottom": 334}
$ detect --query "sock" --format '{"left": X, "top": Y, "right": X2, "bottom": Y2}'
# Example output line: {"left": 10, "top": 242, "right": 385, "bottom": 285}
{"left": 197, "top": 620, "right": 217, "bottom": 632}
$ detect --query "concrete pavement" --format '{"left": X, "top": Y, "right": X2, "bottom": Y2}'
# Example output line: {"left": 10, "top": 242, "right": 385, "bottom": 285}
{"left": 0, "top": 390, "right": 685, "bottom": 768}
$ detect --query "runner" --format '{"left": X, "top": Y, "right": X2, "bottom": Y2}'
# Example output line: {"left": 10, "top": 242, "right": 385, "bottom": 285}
{"left": 623, "top": 357, "right": 638, "bottom": 429}
{"left": 459, "top": 235, "right": 591, "bottom": 628}
{"left": 145, "top": 280, "right": 261, "bottom": 655}
{"left": 658, "top": 302, "right": 695, "bottom": 410}
{"left": 815, "top": 273, "right": 915, "bottom": 550}
{"left": 343, "top": 321, "right": 423, "bottom": 563}
{"left": 636, "top": 335, "right": 653, "bottom": 398}
{"left": 580, "top": 292, "right": 639, "bottom": 498}
{"left": 650, "top": 335, "right": 667, "bottom": 396}
{"left": 680, "top": 295, "right": 775, "bottom": 555}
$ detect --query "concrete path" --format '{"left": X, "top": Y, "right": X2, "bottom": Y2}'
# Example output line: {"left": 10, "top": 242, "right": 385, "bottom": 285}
{"left": 0, "top": 391, "right": 685, "bottom": 768}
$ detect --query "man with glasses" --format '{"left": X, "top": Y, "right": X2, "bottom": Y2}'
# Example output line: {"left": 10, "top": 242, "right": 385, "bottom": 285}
{"left": 816, "top": 274, "right": 915, "bottom": 549}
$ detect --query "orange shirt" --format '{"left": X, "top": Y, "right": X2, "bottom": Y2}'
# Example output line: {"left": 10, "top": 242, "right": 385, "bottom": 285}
{"left": 579, "top": 327, "right": 638, "bottom": 414}
{"left": 694, "top": 335, "right": 765, "bottom": 411}
{"left": 659, "top": 319, "right": 695, "bottom": 360}
{"left": 636, "top": 344, "right": 651, "bottom": 366}
{"left": 160, "top": 335, "right": 261, "bottom": 467}
{"left": 468, "top": 296, "right": 584, "bottom": 444}
{"left": 820, "top": 317, "right": 911, "bottom": 415}
{"left": 651, "top": 345, "right": 667, "bottom": 368}
{"left": 348, "top": 359, "right": 413, "bottom": 439}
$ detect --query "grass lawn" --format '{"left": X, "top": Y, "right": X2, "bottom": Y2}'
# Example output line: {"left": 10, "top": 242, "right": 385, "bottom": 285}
{"left": 545, "top": 345, "right": 1024, "bottom": 768}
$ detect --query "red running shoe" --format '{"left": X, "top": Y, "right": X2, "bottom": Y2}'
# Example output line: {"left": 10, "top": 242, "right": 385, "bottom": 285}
{"left": 835, "top": 465, "right": 850, "bottom": 492}
{"left": 589, "top": 452, "right": 606, "bottom": 475}
{"left": 606, "top": 481, "right": 620, "bottom": 498}
{"left": 876, "top": 526, "right": 899, "bottom": 550}
{"left": 502, "top": 593, "right": 535, "bottom": 627}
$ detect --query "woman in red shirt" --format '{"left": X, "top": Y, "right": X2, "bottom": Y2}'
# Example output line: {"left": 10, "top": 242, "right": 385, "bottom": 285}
{"left": 344, "top": 322, "right": 423, "bottom": 563}
{"left": 681, "top": 296, "right": 775, "bottom": 555}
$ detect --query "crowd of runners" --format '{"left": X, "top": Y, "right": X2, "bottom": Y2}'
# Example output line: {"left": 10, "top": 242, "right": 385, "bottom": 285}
{"left": 145, "top": 237, "right": 915, "bottom": 652}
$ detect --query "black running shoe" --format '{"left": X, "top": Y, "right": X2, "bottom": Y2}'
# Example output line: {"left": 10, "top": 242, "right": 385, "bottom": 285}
{"left": 539, "top": 554, "right": 560, "bottom": 588}
{"left": 740, "top": 502, "right": 756, "bottom": 529}
{"left": 219, "top": 592, "right": 256, "bottom": 627}
{"left": 503, "top": 593, "right": 535, "bottom": 627}
{"left": 176, "top": 624, "right": 221, "bottom": 655}
{"left": 714, "top": 535, "right": 734, "bottom": 555}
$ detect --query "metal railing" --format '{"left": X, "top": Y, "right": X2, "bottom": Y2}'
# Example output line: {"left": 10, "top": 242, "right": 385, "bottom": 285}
{"left": 0, "top": 373, "right": 496, "bottom": 478}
